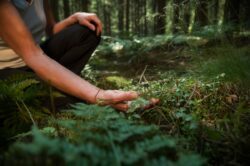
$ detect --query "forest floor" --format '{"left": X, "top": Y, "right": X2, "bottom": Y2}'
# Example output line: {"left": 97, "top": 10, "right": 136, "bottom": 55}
{"left": 1, "top": 35, "right": 250, "bottom": 165}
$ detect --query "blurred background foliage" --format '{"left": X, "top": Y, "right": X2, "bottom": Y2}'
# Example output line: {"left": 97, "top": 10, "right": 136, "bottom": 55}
{"left": 49, "top": 0, "right": 250, "bottom": 38}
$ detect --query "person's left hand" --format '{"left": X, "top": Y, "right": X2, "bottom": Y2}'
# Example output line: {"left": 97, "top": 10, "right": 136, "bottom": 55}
{"left": 74, "top": 12, "right": 102, "bottom": 36}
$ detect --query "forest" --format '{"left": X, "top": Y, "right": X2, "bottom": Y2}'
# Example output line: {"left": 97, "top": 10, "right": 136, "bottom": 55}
{"left": 0, "top": 0, "right": 250, "bottom": 165}
{"left": 50, "top": 0, "right": 250, "bottom": 37}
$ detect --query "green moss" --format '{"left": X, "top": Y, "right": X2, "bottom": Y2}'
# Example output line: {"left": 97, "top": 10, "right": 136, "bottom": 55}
{"left": 105, "top": 76, "right": 132, "bottom": 88}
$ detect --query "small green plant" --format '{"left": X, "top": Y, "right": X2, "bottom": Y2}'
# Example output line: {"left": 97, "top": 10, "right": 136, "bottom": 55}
{"left": 199, "top": 45, "right": 250, "bottom": 88}
{"left": 0, "top": 74, "right": 55, "bottom": 148}
{"left": 4, "top": 103, "right": 205, "bottom": 166}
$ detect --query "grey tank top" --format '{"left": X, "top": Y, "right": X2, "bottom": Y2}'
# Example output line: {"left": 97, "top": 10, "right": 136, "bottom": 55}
{"left": 0, "top": 0, "right": 46, "bottom": 69}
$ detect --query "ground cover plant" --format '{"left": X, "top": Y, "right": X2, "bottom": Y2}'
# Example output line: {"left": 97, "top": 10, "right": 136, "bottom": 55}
{"left": 1, "top": 0, "right": 250, "bottom": 165}
{"left": 0, "top": 35, "right": 249, "bottom": 166}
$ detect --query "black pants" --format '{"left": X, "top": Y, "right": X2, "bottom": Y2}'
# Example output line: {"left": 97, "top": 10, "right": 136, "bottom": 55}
{"left": 0, "top": 24, "right": 101, "bottom": 78}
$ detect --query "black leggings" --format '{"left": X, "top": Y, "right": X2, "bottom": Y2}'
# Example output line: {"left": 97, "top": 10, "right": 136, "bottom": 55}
{"left": 0, "top": 24, "right": 101, "bottom": 79}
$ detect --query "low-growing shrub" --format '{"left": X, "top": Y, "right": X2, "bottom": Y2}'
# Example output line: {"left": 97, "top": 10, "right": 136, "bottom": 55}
{"left": 3, "top": 104, "right": 205, "bottom": 166}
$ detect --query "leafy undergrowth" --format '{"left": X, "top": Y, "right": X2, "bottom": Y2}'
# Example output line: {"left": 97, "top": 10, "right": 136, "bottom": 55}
{"left": 82, "top": 37, "right": 250, "bottom": 165}
{"left": 0, "top": 36, "right": 250, "bottom": 165}
{"left": 4, "top": 104, "right": 205, "bottom": 166}
{"left": 124, "top": 74, "right": 250, "bottom": 165}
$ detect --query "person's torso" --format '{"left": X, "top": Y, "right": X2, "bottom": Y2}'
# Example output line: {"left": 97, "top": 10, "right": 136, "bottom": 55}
{"left": 0, "top": 0, "right": 46, "bottom": 69}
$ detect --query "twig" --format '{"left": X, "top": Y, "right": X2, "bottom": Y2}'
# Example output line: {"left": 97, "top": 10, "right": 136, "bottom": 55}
{"left": 184, "top": 83, "right": 198, "bottom": 107}
{"left": 188, "top": 83, "right": 198, "bottom": 100}
{"left": 143, "top": 75, "right": 149, "bottom": 83}
{"left": 20, "top": 100, "right": 37, "bottom": 126}
{"left": 155, "top": 107, "right": 170, "bottom": 124}
{"left": 139, "top": 65, "right": 148, "bottom": 84}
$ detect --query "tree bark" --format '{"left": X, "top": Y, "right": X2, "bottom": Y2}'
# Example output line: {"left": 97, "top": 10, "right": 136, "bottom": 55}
{"left": 225, "top": 0, "right": 240, "bottom": 26}
{"left": 63, "top": 0, "right": 70, "bottom": 18}
{"left": 196, "top": 0, "right": 208, "bottom": 27}
{"left": 81, "top": 0, "right": 91, "bottom": 12}
{"left": 173, "top": 0, "right": 180, "bottom": 33}
{"left": 155, "top": 0, "right": 167, "bottom": 34}
{"left": 241, "top": 0, "right": 250, "bottom": 30}
{"left": 49, "top": 0, "right": 59, "bottom": 21}
{"left": 217, "top": 0, "right": 226, "bottom": 33}
{"left": 125, "top": 0, "right": 130, "bottom": 35}
{"left": 117, "top": 0, "right": 125, "bottom": 35}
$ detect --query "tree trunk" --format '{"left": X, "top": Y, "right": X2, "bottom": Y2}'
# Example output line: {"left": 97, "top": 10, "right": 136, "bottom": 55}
{"left": 63, "top": 0, "right": 70, "bottom": 18}
{"left": 196, "top": 0, "right": 208, "bottom": 27}
{"left": 173, "top": 0, "right": 180, "bottom": 33}
{"left": 225, "top": 0, "right": 240, "bottom": 26}
{"left": 208, "top": 0, "right": 218, "bottom": 24}
{"left": 103, "top": 0, "right": 112, "bottom": 35}
{"left": 125, "top": 0, "right": 130, "bottom": 35}
{"left": 217, "top": 0, "right": 226, "bottom": 33}
{"left": 144, "top": 0, "right": 148, "bottom": 35}
{"left": 82, "top": 0, "right": 90, "bottom": 12}
{"left": 181, "top": 0, "right": 190, "bottom": 33}
{"left": 49, "top": 0, "right": 59, "bottom": 21}
{"left": 154, "top": 0, "right": 167, "bottom": 34}
{"left": 117, "top": 0, "right": 125, "bottom": 35}
{"left": 188, "top": 0, "right": 196, "bottom": 34}
{"left": 241, "top": 0, "right": 250, "bottom": 30}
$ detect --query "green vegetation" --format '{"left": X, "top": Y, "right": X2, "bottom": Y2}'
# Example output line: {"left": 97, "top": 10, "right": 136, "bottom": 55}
{"left": 0, "top": 34, "right": 249, "bottom": 165}
{"left": 1, "top": 0, "right": 249, "bottom": 165}
{"left": 4, "top": 104, "right": 205, "bottom": 166}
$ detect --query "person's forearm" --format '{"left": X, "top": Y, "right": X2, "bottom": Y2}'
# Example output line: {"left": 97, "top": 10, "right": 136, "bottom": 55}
{"left": 53, "top": 13, "right": 78, "bottom": 34}
{"left": 0, "top": 1, "right": 99, "bottom": 103}
{"left": 27, "top": 48, "right": 100, "bottom": 103}
{"left": 43, "top": 0, "right": 78, "bottom": 35}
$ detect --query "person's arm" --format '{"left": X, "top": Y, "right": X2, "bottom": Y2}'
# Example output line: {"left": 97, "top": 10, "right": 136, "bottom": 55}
{"left": 0, "top": 1, "right": 137, "bottom": 110}
{"left": 43, "top": 0, "right": 102, "bottom": 36}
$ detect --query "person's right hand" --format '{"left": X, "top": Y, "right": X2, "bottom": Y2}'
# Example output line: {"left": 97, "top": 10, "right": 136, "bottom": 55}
{"left": 96, "top": 90, "right": 139, "bottom": 111}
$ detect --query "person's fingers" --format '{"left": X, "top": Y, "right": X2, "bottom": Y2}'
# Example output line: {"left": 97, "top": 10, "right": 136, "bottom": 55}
{"left": 80, "top": 19, "right": 96, "bottom": 31}
{"left": 112, "top": 98, "right": 159, "bottom": 112}
{"left": 143, "top": 98, "right": 160, "bottom": 109}
{"left": 88, "top": 15, "right": 102, "bottom": 36}
{"left": 96, "top": 90, "right": 139, "bottom": 105}
{"left": 150, "top": 98, "right": 160, "bottom": 105}
{"left": 111, "top": 91, "right": 139, "bottom": 104}
{"left": 112, "top": 103, "right": 129, "bottom": 112}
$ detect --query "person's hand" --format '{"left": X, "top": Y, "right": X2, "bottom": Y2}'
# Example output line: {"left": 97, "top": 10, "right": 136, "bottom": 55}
{"left": 95, "top": 90, "right": 139, "bottom": 111}
{"left": 74, "top": 12, "right": 102, "bottom": 36}
{"left": 95, "top": 90, "right": 160, "bottom": 112}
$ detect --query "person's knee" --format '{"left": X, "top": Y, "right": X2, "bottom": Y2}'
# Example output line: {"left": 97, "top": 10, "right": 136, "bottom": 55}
{"left": 90, "top": 33, "right": 101, "bottom": 46}
{"left": 84, "top": 29, "right": 101, "bottom": 47}
{"left": 75, "top": 25, "right": 101, "bottom": 47}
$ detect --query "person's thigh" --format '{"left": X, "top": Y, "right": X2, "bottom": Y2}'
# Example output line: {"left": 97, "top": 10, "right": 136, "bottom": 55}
{"left": 40, "top": 24, "right": 101, "bottom": 74}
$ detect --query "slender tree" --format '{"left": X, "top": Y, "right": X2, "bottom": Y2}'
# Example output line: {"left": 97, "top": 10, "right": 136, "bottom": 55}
{"left": 225, "top": 0, "right": 240, "bottom": 27}
{"left": 82, "top": 0, "right": 91, "bottom": 12}
{"left": 154, "top": 0, "right": 167, "bottom": 34}
{"left": 117, "top": 0, "right": 125, "bottom": 35}
{"left": 173, "top": 0, "right": 181, "bottom": 33}
{"left": 241, "top": 0, "right": 250, "bottom": 30}
{"left": 49, "top": 0, "right": 59, "bottom": 21}
{"left": 63, "top": 0, "right": 70, "bottom": 18}
{"left": 125, "top": 0, "right": 130, "bottom": 35}
{"left": 208, "top": 0, "right": 218, "bottom": 24}
{"left": 196, "top": 0, "right": 208, "bottom": 27}
{"left": 217, "top": 0, "right": 226, "bottom": 33}
{"left": 188, "top": 0, "right": 196, "bottom": 34}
